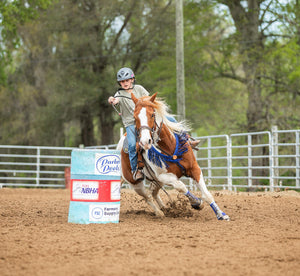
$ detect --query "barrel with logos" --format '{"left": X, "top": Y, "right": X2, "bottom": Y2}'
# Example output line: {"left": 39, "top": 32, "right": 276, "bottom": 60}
{"left": 68, "top": 149, "right": 121, "bottom": 224}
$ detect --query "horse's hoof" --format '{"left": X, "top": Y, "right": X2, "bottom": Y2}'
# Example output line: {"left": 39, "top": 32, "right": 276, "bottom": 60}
{"left": 186, "top": 191, "right": 204, "bottom": 211}
{"left": 191, "top": 200, "right": 204, "bottom": 210}
{"left": 191, "top": 204, "right": 200, "bottom": 210}
{"left": 217, "top": 213, "right": 230, "bottom": 221}
{"left": 155, "top": 209, "right": 165, "bottom": 217}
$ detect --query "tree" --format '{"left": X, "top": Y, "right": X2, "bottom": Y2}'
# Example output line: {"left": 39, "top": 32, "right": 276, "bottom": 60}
{"left": 0, "top": 0, "right": 175, "bottom": 146}
{"left": 215, "top": 0, "right": 299, "bottom": 131}
{"left": 0, "top": 0, "right": 54, "bottom": 84}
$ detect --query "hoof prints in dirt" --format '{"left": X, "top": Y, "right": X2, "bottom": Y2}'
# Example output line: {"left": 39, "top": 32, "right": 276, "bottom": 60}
{"left": 124, "top": 194, "right": 199, "bottom": 218}
{"left": 164, "top": 197, "right": 195, "bottom": 218}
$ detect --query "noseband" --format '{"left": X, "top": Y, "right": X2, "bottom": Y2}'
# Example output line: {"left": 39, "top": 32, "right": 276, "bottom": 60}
{"left": 136, "top": 112, "right": 162, "bottom": 144}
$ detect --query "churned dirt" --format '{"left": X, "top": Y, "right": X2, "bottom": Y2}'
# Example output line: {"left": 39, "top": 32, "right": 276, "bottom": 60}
{"left": 0, "top": 188, "right": 299, "bottom": 276}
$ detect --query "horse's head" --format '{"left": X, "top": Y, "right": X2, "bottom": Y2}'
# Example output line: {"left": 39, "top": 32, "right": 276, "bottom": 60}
{"left": 132, "top": 92, "right": 157, "bottom": 150}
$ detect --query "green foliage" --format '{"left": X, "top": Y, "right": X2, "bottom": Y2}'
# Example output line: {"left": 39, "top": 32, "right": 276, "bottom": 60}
{"left": 0, "top": 0, "right": 299, "bottom": 147}
{"left": 0, "top": 0, "right": 55, "bottom": 84}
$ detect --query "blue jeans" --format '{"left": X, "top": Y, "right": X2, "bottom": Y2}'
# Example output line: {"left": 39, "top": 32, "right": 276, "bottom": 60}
{"left": 166, "top": 116, "right": 177, "bottom": 123}
{"left": 126, "top": 125, "right": 138, "bottom": 172}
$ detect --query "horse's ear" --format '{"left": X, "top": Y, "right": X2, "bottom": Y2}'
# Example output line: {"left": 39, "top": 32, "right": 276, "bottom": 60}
{"left": 150, "top": 92, "right": 157, "bottom": 102}
{"left": 131, "top": 92, "right": 138, "bottom": 104}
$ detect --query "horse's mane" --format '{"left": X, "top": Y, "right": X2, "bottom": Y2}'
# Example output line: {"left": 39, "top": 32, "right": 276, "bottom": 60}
{"left": 138, "top": 95, "right": 191, "bottom": 133}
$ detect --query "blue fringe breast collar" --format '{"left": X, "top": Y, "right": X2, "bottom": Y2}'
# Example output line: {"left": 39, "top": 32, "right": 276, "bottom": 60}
{"left": 147, "top": 132, "right": 189, "bottom": 171}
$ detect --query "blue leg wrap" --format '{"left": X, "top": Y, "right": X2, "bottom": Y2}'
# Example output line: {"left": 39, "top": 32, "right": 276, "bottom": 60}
{"left": 185, "top": 190, "right": 198, "bottom": 200}
{"left": 210, "top": 201, "right": 227, "bottom": 220}
{"left": 185, "top": 190, "right": 202, "bottom": 210}
{"left": 210, "top": 201, "right": 220, "bottom": 215}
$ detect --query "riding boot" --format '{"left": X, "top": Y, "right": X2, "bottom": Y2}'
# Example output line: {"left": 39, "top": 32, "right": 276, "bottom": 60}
{"left": 136, "top": 143, "right": 145, "bottom": 169}
{"left": 189, "top": 139, "right": 200, "bottom": 151}
{"left": 133, "top": 168, "right": 144, "bottom": 181}
{"left": 186, "top": 134, "right": 200, "bottom": 151}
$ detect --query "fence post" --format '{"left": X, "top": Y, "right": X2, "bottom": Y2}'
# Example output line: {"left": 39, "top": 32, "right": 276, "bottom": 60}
{"left": 207, "top": 138, "right": 212, "bottom": 185}
{"left": 227, "top": 135, "right": 232, "bottom": 191}
{"left": 248, "top": 134, "right": 252, "bottom": 188}
{"left": 296, "top": 130, "right": 300, "bottom": 188}
{"left": 271, "top": 126, "right": 278, "bottom": 188}
{"left": 268, "top": 131, "right": 274, "bottom": 192}
{"left": 36, "top": 147, "right": 40, "bottom": 186}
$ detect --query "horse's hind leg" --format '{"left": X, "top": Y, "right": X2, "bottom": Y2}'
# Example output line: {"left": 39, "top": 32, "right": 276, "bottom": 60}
{"left": 130, "top": 181, "right": 164, "bottom": 217}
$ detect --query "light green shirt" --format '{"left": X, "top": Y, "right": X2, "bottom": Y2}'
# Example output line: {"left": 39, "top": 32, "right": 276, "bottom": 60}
{"left": 114, "top": 84, "right": 149, "bottom": 127}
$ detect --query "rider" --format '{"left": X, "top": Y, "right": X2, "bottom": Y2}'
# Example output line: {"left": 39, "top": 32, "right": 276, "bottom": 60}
{"left": 108, "top": 67, "right": 147, "bottom": 181}
{"left": 108, "top": 67, "right": 200, "bottom": 181}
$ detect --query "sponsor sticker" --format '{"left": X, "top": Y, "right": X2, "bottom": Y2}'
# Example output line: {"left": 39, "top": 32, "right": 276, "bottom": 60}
{"left": 111, "top": 181, "right": 121, "bottom": 200}
{"left": 72, "top": 180, "right": 99, "bottom": 200}
{"left": 95, "top": 153, "right": 121, "bottom": 176}
{"left": 89, "top": 204, "right": 120, "bottom": 222}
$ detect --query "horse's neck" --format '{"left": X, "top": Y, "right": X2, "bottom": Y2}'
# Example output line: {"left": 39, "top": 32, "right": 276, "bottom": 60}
{"left": 155, "top": 122, "right": 176, "bottom": 154}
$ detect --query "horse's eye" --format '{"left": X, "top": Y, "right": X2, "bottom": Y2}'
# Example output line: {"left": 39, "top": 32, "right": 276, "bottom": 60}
{"left": 151, "top": 113, "right": 155, "bottom": 118}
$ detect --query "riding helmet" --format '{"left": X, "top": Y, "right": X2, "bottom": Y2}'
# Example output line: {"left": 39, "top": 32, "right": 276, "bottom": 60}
{"left": 117, "top": 67, "right": 135, "bottom": 82}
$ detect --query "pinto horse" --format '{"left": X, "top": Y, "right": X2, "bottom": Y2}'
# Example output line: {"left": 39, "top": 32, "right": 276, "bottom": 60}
{"left": 117, "top": 93, "right": 230, "bottom": 221}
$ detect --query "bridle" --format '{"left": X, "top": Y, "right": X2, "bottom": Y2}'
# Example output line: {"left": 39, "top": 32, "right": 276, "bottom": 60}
{"left": 136, "top": 111, "right": 163, "bottom": 145}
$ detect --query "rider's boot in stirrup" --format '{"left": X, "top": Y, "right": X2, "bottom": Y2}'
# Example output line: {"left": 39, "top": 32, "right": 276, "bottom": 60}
{"left": 133, "top": 168, "right": 144, "bottom": 181}
{"left": 189, "top": 138, "right": 200, "bottom": 151}
{"left": 186, "top": 133, "right": 200, "bottom": 151}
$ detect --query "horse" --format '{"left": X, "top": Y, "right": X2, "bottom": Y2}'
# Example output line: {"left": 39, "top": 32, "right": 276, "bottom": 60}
{"left": 117, "top": 92, "right": 230, "bottom": 221}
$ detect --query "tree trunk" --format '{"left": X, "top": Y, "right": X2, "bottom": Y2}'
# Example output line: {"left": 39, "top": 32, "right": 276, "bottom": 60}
{"left": 99, "top": 100, "right": 115, "bottom": 146}
{"left": 80, "top": 104, "right": 95, "bottom": 146}
{"left": 222, "top": 0, "right": 265, "bottom": 132}
{"left": 244, "top": 63, "right": 264, "bottom": 132}
{"left": 222, "top": 0, "right": 265, "bottom": 186}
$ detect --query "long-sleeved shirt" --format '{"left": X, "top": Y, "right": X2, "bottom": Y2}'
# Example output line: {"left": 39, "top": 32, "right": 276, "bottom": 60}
{"left": 114, "top": 84, "right": 149, "bottom": 127}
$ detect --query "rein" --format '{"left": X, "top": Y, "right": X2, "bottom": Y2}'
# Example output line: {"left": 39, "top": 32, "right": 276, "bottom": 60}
{"left": 110, "top": 91, "right": 133, "bottom": 116}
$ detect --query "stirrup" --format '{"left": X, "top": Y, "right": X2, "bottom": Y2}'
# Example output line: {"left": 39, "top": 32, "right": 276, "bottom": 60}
{"left": 189, "top": 139, "right": 200, "bottom": 151}
{"left": 133, "top": 169, "right": 144, "bottom": 181}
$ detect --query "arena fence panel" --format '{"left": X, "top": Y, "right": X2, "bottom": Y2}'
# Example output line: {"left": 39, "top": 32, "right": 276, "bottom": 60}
{"left": 0, "top": 129, "right": 299, "bottom": 190}
{"left": 0, "top": 145, "right": 76, "bottom": 188}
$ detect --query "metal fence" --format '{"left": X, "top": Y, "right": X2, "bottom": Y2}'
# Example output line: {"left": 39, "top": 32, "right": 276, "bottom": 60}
{"left": 195, "top": 128, "right": 300, "bottom": 191}
{"left": 0, "top": 145, "right": 76, "bottom": 188}
{"left": 0, "top": 128, "right": 299, "bottom": 190}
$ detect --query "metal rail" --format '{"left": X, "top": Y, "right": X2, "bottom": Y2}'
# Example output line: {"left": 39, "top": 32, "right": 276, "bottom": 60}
{"left": 0, "top": 145, "right": 75, "bottom": 188}
{"left": 0, "top": 129, "right": 299, "bottom": 190}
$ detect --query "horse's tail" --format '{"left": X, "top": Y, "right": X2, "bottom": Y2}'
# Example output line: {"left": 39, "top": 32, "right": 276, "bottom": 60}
{"left": 116, "top": 134, "right": 126, "bottom": 151}
{"left": 163, "top": 116, "right": 191, "bottom": 134}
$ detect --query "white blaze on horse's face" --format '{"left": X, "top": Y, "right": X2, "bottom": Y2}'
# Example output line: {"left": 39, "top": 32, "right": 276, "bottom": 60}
{"left": 138, "top": 107, "right": 153, "bottom": 150}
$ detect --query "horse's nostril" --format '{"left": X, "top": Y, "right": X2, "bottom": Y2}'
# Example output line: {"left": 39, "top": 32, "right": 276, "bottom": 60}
{"left": 148, "top": 139, "right": 152, "bottom": 144}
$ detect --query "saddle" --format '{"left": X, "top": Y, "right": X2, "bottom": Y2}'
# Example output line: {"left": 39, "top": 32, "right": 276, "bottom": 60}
{"left": 122, "top": 136, "right": 129, "bottom": 154}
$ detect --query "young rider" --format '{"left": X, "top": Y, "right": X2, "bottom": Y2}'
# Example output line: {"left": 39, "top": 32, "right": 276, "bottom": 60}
{"left": 108, "top": 67, "right": 200, "bottom": 181}
{"left": 108, "top": 67, "right": 147, "bottom": 181}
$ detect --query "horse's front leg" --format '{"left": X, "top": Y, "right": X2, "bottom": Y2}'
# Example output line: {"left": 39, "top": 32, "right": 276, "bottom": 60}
{"left": 148, "top": 181, "right": 166, "bottom": 211}
{"left": 194, "top": 170, "right": 230, "bottom": 221}
{"left": 130, "top": 181, "right": 164, "bottom": 217}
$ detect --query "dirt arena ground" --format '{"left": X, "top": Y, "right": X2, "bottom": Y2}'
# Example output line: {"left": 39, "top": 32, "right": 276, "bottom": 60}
{"left": 0, "top": 188, "right": 299, "bottom": 276}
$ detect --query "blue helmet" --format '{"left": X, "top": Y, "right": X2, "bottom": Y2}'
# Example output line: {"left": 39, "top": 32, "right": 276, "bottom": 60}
{"left": 117, "top": 67, "right": 135, "bottom": 82}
